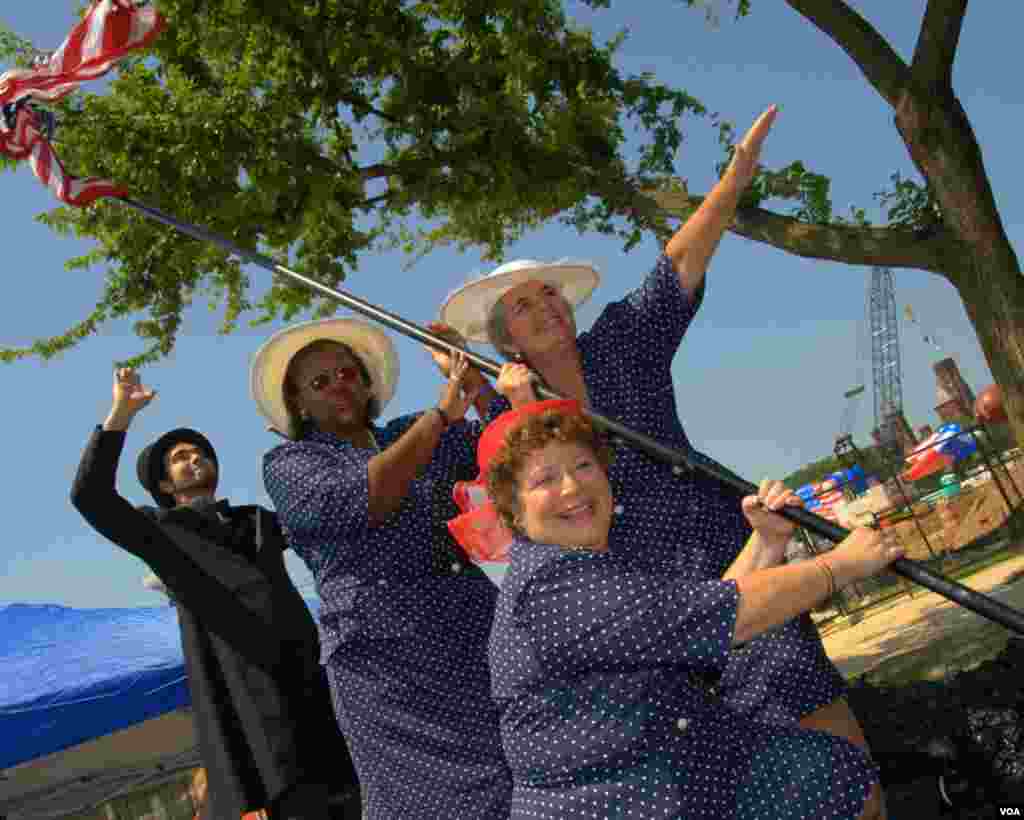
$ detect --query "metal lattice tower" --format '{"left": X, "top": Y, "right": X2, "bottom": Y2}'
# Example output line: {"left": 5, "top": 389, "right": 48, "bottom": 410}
{"left": 868, "top": 268, "right": 936, "bottom": 556}
{"left": 869, "top": 267, "right": 905, "bottom": 457}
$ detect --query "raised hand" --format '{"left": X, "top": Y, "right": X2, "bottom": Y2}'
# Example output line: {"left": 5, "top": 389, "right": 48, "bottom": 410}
{"left": 496, "top": 362, "right": 537, "bottom": 408}
{"left": 104, "top": 367, "right": 156, "bottom": 431}
{"left": 742, "top": 478, "right": 802, "bottom": 561}
{"left": 426, "top": 321, "right": 487, "bottom": 393}
{"left": 437, "top": 352, "right": 480, "bottom": 425}
{"left": 725, "top": 105, "right": 778, "bottom": 191}
{"left": 113, "top": 367, "right": 156, "bottom": 413}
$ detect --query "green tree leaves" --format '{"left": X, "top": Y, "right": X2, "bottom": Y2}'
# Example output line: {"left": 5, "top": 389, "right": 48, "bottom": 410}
{"left": 1, "top": 0, "right": 711, "bottom": 363}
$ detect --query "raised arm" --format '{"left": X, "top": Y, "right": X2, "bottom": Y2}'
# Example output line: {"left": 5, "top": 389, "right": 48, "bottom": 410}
{"left": 425, "top": 321, "right": 505, "bottom": 419}
{"left": 266, "top": 354, "right": 481, "bottom": 547}
{"left": 665, "top": 106, "right": 778, "bottom": 295}
{"left": 519, "top": 524, "right": 901, "bottom": 680}
{"left": 732, "top": 526, "right": 902, "bottom": 644}
{"left": 70, "top": 369, "right": 286, "bottom": 675}
{"left": 720, "top": 478, "right": 904, "bottom": 642}
{"left": 365, "top": 352, "right": 480, "bottom": 523}
{"left": 71, "top": 368, "right": 161, "bottom": 548}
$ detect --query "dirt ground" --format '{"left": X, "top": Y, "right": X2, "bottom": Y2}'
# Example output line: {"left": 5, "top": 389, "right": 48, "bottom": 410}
{"left": 822, "top": 552, "right": 1024, "bottom": 680}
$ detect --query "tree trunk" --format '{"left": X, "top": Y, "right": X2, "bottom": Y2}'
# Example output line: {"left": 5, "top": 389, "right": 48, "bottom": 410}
{"left": 894, "top": 89, "right": 1024, "bottom": 446}
{"left": 955, "top": 270, "right": 1024, "bottom": 449}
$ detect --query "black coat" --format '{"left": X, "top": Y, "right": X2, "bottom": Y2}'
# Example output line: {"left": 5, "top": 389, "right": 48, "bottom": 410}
{"left": 71, "top": 427, "right": 359, "bottom": 819}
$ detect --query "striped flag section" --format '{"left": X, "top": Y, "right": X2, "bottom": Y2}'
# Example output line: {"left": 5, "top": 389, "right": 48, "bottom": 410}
{"left": 0, "top": 1, "right": 165, "bottom": 205}
{"left": 1, "top": 104, "right": 126, "bottom": 205}
{"left": 0, "top": 0, "right": 164, "bottom": 106}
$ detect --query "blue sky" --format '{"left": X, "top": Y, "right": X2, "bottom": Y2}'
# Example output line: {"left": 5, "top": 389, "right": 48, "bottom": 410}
{"left": 1, "top": 1, "right": 1019, "bottom": 608}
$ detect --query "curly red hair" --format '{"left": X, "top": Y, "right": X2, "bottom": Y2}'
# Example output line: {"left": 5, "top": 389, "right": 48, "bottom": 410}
{"left": 485, "top": 410, "right": 612, "bottom": 532}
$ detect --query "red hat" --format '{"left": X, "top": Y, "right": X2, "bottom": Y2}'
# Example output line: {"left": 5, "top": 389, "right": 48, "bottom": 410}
{"left": 449, "top": 400, "right": 583, "bottom": 562}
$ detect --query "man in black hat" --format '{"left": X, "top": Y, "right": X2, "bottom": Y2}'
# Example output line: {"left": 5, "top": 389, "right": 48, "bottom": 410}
{"left": 71, "top": 368, "right": 360, "bottom": 820}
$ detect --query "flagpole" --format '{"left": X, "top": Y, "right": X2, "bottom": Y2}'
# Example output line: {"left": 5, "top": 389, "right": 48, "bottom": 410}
{"left": 114, "top": 196, "right": 1024, "bottom": 636}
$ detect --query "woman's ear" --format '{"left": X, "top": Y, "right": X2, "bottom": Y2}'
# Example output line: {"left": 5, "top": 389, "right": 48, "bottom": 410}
{"left": 283, "top": 385, "right": 306, "bottom": 421}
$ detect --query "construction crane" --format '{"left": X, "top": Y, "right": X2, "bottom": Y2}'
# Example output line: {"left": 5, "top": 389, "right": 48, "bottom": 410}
{"left": 870, "top": 266, "right": 912, "bottom": 458}
{"left": 831, "top": 267, "right": 908, "bottom": 458}
{"left": 869, "top": 268, "right": 937, "bottom": 556}
{"left": 825, "top": 269, "right": 937, "bottom": 558}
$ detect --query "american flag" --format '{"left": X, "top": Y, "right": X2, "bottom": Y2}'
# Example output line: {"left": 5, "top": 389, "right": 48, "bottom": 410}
{"left": 0, "top": 0, "right": 164, "bottom": 205}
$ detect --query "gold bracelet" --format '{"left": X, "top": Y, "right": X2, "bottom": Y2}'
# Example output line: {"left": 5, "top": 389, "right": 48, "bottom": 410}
{"left": 815, "top": 556, "right": 836, "bottom": 599}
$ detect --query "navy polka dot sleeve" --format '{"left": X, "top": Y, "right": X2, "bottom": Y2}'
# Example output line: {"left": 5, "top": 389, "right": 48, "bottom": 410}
{"left": 264, "top": 427, "right": 384, "bottom": 569}
{"left": 515, "top": 549, "right": 738, "bottom": 676}
{"left": 598, "top": 253, "right": 705, "bottom": 374}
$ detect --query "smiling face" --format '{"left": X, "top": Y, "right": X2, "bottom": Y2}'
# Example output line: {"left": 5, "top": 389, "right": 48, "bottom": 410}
{"left": 498, "top": 279, "right": 577, "bottom": 360}
{"left": 286, "top": 342, "right": 374, "bottom": 437}
{"left": 486, "top": 409, "right": 614, "bottom": 551}
{"left": 516, "top": 440, "right": 613, "bottom": 550}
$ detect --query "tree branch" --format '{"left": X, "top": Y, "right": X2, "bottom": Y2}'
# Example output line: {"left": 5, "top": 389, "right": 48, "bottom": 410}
{"left": 910, "top": 0, "right": 967, "bottom": 95}
{"left": 358, "top": 162, "right": 400, "bottom": 180}
{"left": 356, "top": 149, "right": 480, "bottom": 183}
{"left": 363, "top": 192, "right": 394, "bottom": 208}
{"left": 646, "top": 188, "right": 968, "bottom": 274}
{"left": 784, "top": 0, "right": 911, "bottom": 109}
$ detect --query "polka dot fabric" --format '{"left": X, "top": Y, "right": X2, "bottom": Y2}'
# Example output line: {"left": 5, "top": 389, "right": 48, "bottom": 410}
{"left": 263, "top": 418, "right": 511, "bottom": 819}
{"left": 485, "top": 254, "right": 845, "bottom": 725}
{"left": 490, "top": 537, "right": 878, "bottom": 819}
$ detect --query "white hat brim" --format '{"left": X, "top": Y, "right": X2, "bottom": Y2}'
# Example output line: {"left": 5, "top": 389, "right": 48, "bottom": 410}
{"left": 439, "top": 261, "right": 600, "bottom": 343}
{"left": 250, "top": 318, "right": 399, "bottom": 439}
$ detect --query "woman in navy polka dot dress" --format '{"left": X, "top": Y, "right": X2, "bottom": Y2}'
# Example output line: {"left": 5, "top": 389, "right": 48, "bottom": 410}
{"left": 441, "top": 106, "right": 868, "bottom": 749}
{"left": 475, "top": 402, "right": 899, "bottom": 819}
{"left": 251, "top": 319, "right": 513, "bottom": 820}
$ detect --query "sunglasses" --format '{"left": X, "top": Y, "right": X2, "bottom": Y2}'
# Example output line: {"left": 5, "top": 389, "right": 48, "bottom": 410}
{"left": 307, "top": 365, "right": 362, "bottom": 393}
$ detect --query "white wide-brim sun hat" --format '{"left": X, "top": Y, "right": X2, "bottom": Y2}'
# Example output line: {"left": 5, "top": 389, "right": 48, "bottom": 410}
{"left": 250, "top": 318, "right": 399, "bottom": 439}
{"left": 439, "top": 259, "right": 600, "bottom": 344}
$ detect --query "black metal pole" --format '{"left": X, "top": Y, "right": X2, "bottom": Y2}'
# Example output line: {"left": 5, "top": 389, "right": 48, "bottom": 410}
{"left": 114, "top": 197, "right": 1024, "bottom": 636}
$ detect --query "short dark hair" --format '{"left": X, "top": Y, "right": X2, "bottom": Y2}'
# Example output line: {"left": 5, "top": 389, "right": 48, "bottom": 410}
{"left": 283, "top": 340, "right": 381, "bottom": 434}
{"left": 136, "top": 428, "right": 218, "bottom": 508}
{"left": 486, "top": 410, "right": 612, "bottom": 532}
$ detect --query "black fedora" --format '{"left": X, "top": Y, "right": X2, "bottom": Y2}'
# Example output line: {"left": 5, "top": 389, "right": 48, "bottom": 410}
{"left": 136, "top": 428, "right": 218, "bottom": 508}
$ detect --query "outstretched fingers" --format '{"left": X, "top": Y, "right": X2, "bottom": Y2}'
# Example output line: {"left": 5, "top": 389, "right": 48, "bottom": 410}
{"left": 740, "top": 105, "right": 778, "bottom": 155}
